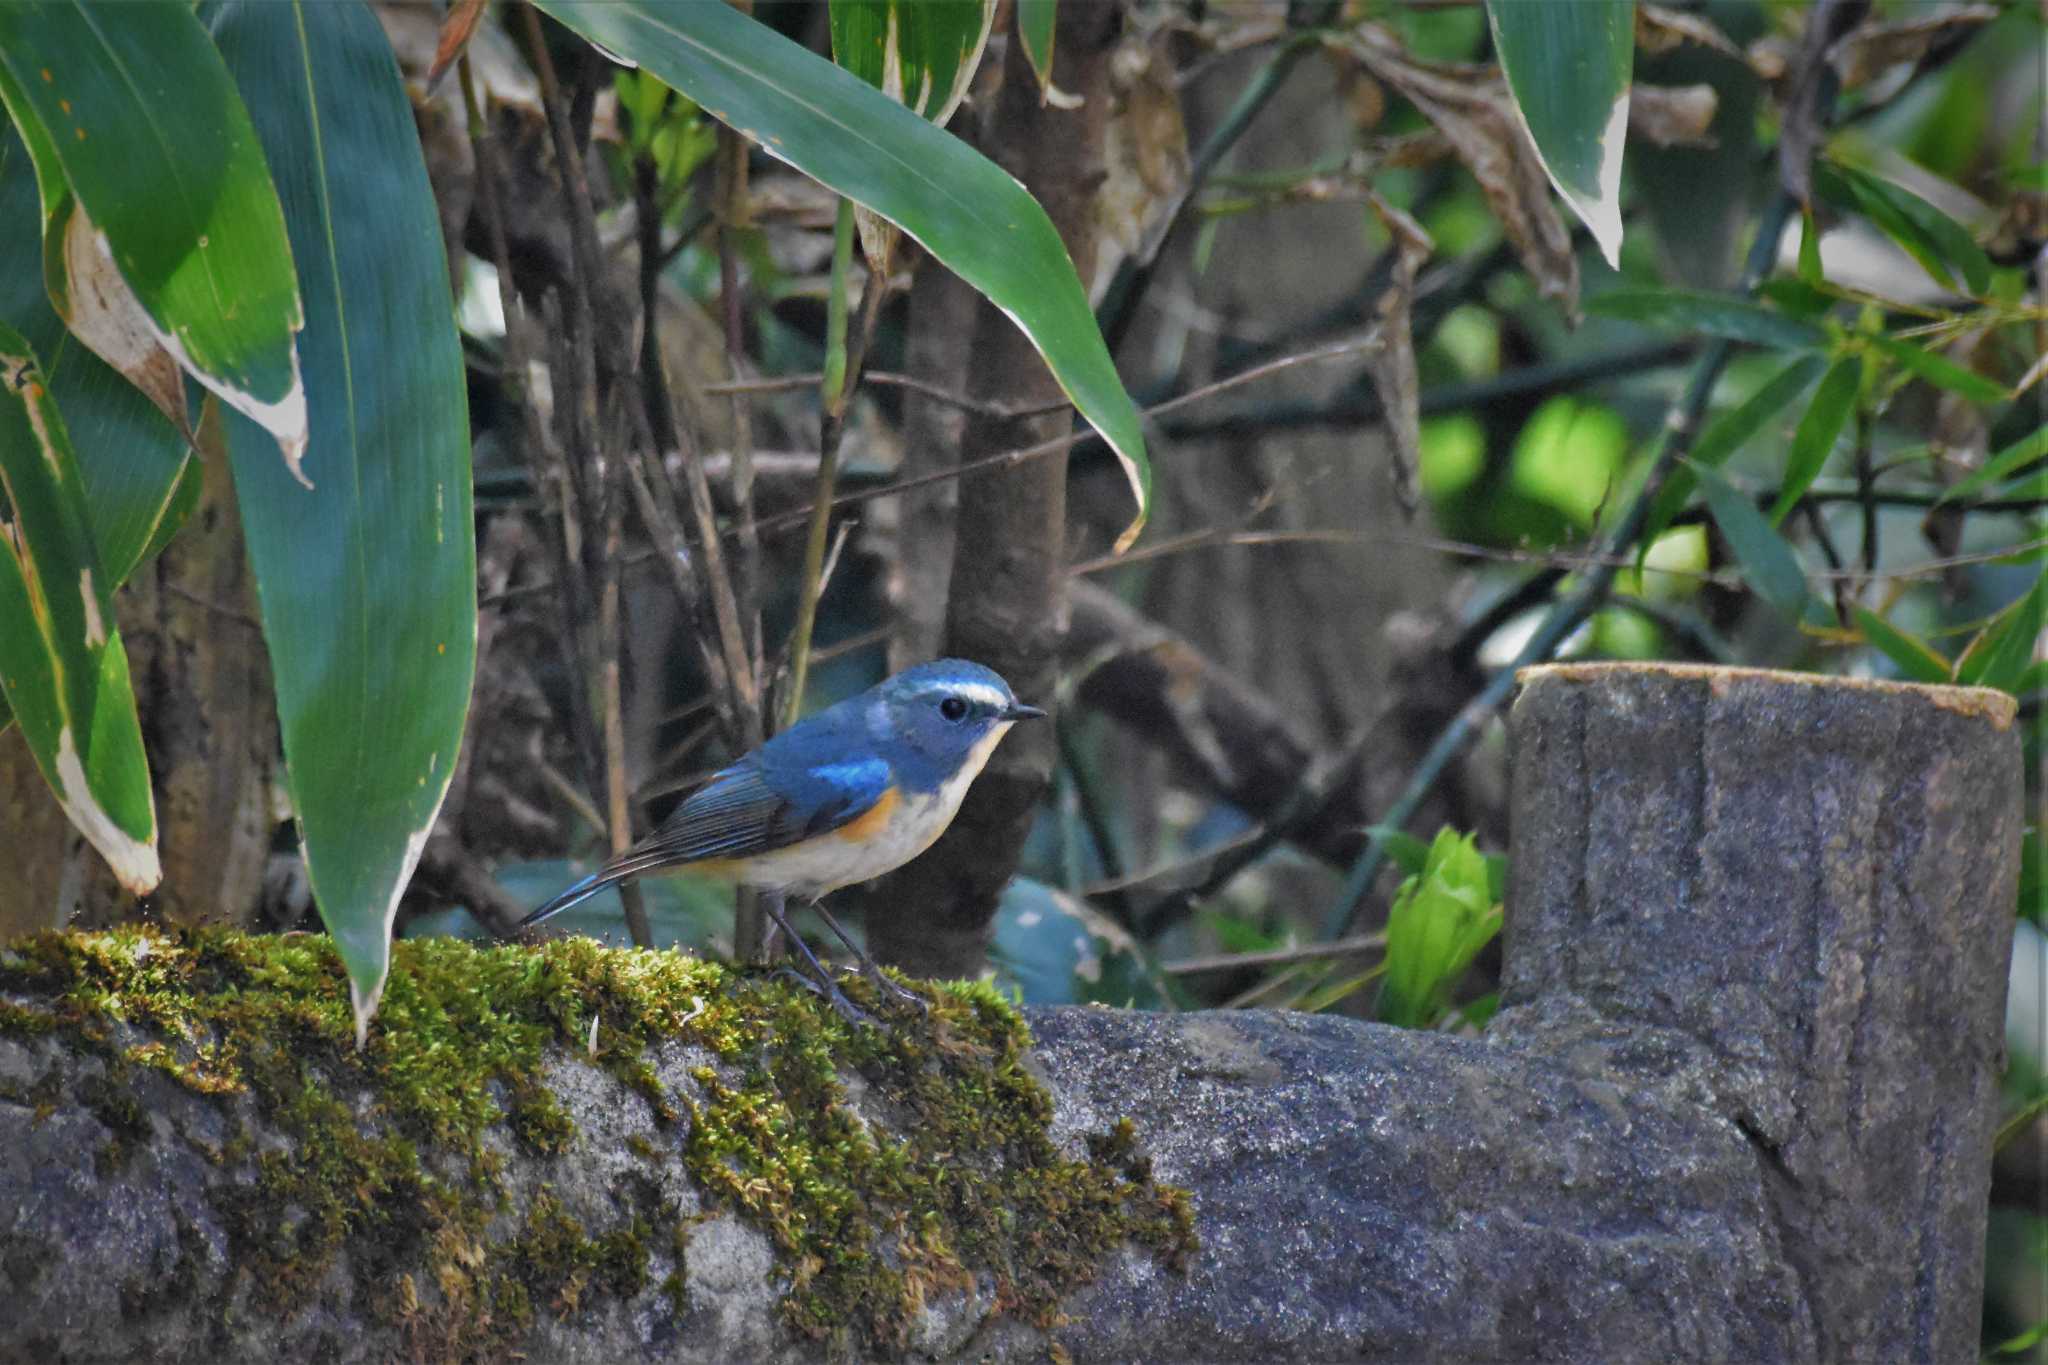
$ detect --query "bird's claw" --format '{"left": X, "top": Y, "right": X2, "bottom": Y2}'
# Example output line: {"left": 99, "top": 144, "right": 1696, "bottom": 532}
{"left": 861, "top": 964, "right": 929, "bottom": 1015}
{"left": 770, "top": 965, "right": 874, "bottom": 1025}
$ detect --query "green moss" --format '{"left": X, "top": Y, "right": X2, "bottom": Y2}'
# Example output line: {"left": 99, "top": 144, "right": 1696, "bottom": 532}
{"left": 0, "top": 926, "right": 1197, "bottom": 1359}
{"left": 509, "top": 1188, "right": 652, "bottom": 1313}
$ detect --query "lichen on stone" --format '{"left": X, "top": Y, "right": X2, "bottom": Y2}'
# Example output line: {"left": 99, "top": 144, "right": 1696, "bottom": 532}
{"left": 0, "top": 925, "right": 1196, "bottom": 1359}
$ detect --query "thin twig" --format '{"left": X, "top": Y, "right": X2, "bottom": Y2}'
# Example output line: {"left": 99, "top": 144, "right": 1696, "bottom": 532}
{"left": 533, "top": 754, "right": 607, "bottom": 837}
{"left": 712, "top": 120, "right": 768, "bottom": 965}
{"left": 783, "top": 200, "right": 858, "bottom": 730}
{"left": 705, "top": 369, "right": 1075, "bottom": 420}
{"left": 597, "top": 406, "right": 653, "bottom": 948}
{"left": 747, "top": 327, "right": 1402, "bottom": 540}
{"left": 1055, "top": 718, "right": 1135, "bottom": 931}
{"left": 1160, "top": 338, "right": 1696, "bottom": 440}
{"left": 1165, "top": 933, "right": 1387, "bottom": 977}
{"left": 655, "top": 201, "right": 716, "bottom": 273}
{"left": 714, "top": 123, "right": 765, "bottom": 739}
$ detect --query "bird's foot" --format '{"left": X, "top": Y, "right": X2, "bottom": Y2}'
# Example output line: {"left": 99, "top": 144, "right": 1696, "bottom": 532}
{"left": 859, "top": 961, "right": 929, "bottom": 1015}
{"left": 770, "top": 965, "right": 874, "bottom": 1026}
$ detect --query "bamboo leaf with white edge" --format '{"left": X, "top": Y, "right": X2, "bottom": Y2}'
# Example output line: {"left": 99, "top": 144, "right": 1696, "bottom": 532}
{"left": 1017, "top": 0, "right": 1058, "bottom": 97}
{"left": 0, "top": 119, "right": 196, "bottom": 633}
{"left": 0, "top": 321, "right": 159, "bottom": 894}
{"left": 0, "top": 2, "right": 308, "bottom": 476}
{"left": 1486, "top": 0, "right": 1634, "bottom": 269}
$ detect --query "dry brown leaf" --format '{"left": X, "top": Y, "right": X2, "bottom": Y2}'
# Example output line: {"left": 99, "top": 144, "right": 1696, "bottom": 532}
{"left": 1361, "top": 191, "right": 1434, "bottom": 517}
{"left": 1636, "top": 4, "right": 1747, "bottom": 61}
{"left": 373, "top": 2, "right": 539, "bottom": 114}
{"left": 1629, "top": 84, "right": 1720, "bottom": 149}
{"left": 1091, "top": 31, "right": 1191, "bottom": 302}
{"left": 1343, "top": 28, "right": 1579, "bottom": 322}
{"left": 54, "top": 197, "right": 193, "bottom": 444}
{"left": 1983, "top": 191, "right": 2046, "bottom": 264}
{"left": 1746, "top": 34, "right": 1792, "bottom": 83}
{"left": 1359, "top": 129, "right": 1454, "bottom": 173}
{"left": 425, "top": 0, "right": 489, "bottom": 90}
{"left": 1828, "top": 5, "right": 2001, "bottom": 91}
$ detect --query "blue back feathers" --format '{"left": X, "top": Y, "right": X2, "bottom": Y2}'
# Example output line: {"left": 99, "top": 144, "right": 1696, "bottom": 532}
{"left": 754, "top": 657, "right": 1024, "bottom": 797}
{"left": 630, "top": 660, "right": 1024, "bottom": 861}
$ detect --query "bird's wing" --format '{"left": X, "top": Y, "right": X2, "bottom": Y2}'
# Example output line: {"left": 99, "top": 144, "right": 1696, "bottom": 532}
{"left": 636, "top": 752, "right": 892, "bottom": 866}
{"left": 519, "top": 752, "right": 893, "bottom": 927}
{"left": 519, "top": 689, "right": 897, "bottom": 928}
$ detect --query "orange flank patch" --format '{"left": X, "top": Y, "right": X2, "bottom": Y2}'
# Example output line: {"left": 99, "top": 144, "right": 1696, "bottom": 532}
{"left": 690, "top": 856, "right": 743, "bottom": 880}
{"left": 834, "top": 785, "right": 900, "bottom": 842}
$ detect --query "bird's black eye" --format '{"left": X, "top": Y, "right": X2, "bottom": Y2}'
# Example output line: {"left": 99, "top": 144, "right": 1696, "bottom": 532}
{"left": 939, "top": 695, "right": 969, "bottom": 722}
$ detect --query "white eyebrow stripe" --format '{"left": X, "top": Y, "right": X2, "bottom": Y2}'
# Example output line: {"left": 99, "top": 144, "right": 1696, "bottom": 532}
{"left": 942, "top": 682, "right": 1011, "bottom": 711}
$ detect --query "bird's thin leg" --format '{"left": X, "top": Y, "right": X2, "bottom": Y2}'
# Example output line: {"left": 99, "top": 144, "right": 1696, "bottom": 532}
{"left": 757, "top": 890, "right": 868, "bottom": 1023}
{"left": 808, "top": 898, "right": 927, "bottom": 1011}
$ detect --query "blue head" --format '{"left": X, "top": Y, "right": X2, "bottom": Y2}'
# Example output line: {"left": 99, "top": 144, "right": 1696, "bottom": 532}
{"left": 859, "top": 659, "right": 1044, "bottom": 794}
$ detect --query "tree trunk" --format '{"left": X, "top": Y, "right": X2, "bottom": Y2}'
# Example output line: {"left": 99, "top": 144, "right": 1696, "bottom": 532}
{"left": 868, "top": 7, "right": 1122, "bottom": 980}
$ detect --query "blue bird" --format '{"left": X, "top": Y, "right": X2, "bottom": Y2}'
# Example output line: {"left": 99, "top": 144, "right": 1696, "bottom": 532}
{"left": 522, "top": 659, "right": 1044, "bottom": 1015}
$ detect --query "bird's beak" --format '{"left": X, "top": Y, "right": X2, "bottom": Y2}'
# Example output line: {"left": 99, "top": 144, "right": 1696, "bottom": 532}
{"left": 1005, "top": 702, "right": 1047, "bottom": 722}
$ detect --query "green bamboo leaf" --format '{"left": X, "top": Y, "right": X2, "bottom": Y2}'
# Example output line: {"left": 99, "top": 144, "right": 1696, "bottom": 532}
{"left": 1363, "top": 824, "right": 1434, "bottom": 878}
{"left": 1797, "top": 206, "right": 1823, "bottom": 286}
{"left": 1852, "top": 607, "right": 1953, "bottom": 684}
{"left": 1756, "top": 277, "right": 1837, "bottom": 322}
{"left": 0, "top": 322, "right": 159, "bottom": 893}
{"left": 1956, "top": 569, "right": 2046, "bottom": 692}
{"left": 0, "top": 2, "right": 308, "bottom": 475}
{"left": 1940, "top": 424, "right": 2048, "bottom": 506}
{"left": 1691, "top": 460, "right": 1814, "bottom": 622}
{"left": 1645, "top": 353, "right": 1825, "bottom": 550}
{"left": 1869, "top": 333, "right": 2007, "bottom": 404}
{"left": 1486, "top": 0, "right": 1633, "bottom": 268}
{"left": 203, "top": 0, "right": 475, "bottom": 1045}
{"left": 1986, "top": 469, "right": 2047, "bottom": 507}
{"left": 1378, "top": 828, "right": 1500, "bottom": 1029}
{"left": 829, "top": 0, "right": 993, "bottom": 124}
{"left": 1818, "top": 161, "right": 1993, "bottom": 296}
{"left": 0, "top": 123, "right": 195, "bottom": 744}
{"left": 0, "top": 121, "right": 193, "bottom": 590}
{"left": 1588, "top": 288, "right": 1828, "bottom": 351}
{"left": 1770, "top": 356, "right": 1860, "bottom": 526}
{"left": 532, "top": 0, "right": 1152, "bottom": 550}
{"left": 1017, "top": 0, "right": 1058, "bottom": 95}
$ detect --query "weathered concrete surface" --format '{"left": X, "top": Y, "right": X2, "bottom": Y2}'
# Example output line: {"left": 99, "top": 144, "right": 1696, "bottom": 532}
{"left": 1495, "top": 664, "right": 2022, "bottom": 1364}
{"left": 0, "top": 664, "right": 2021, "bottom": 1363}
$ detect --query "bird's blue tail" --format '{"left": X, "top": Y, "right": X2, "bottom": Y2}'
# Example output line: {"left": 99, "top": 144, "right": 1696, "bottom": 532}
{"left": 520, "top": 869, "right": 617, "bottom": 928}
